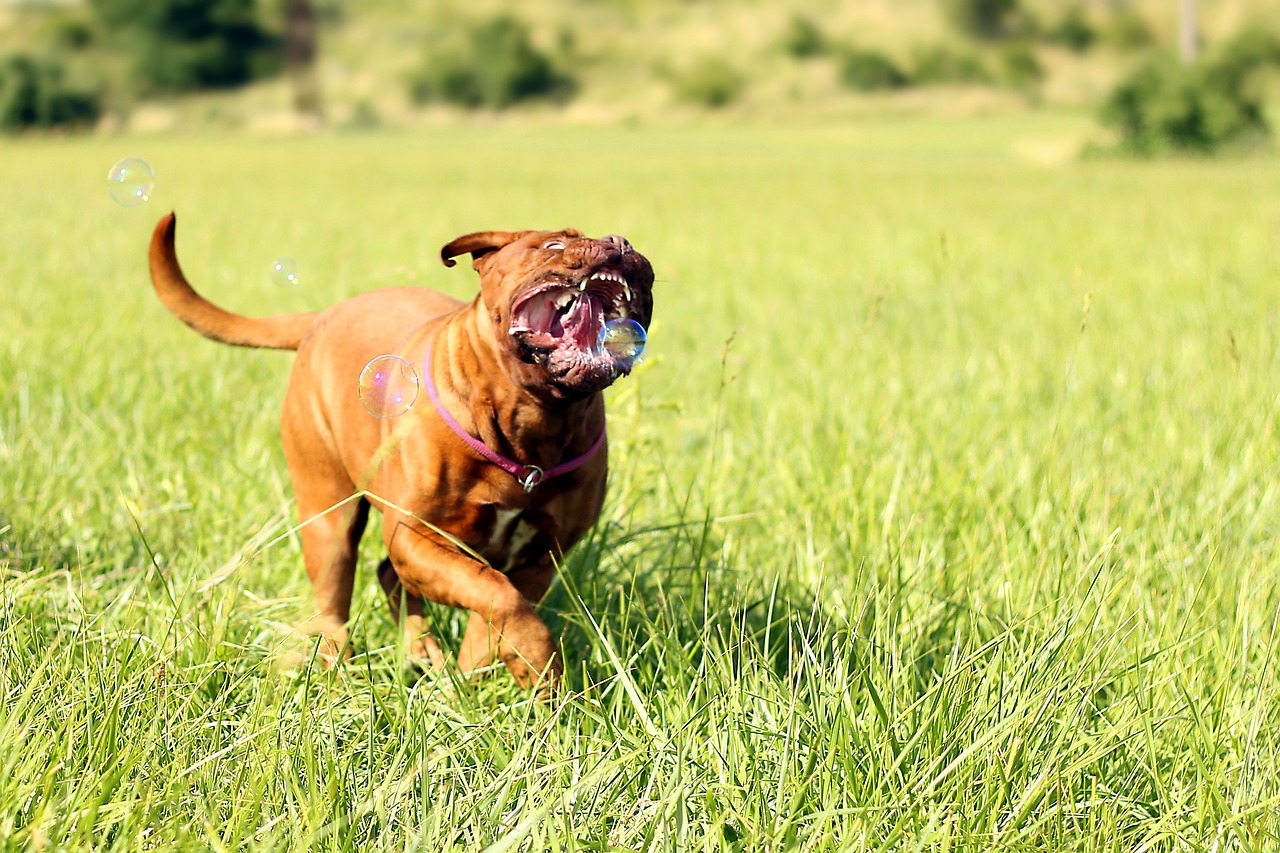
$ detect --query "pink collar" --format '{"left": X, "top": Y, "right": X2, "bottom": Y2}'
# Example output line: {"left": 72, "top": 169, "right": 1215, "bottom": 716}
{"left": 422, "top": 347, "right": 606, "bottom": 493}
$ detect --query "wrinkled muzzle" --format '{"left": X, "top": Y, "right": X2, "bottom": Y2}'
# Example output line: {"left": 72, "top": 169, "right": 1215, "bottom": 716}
{"left": 509, "top": 257, "right": 652, "bottom": 394}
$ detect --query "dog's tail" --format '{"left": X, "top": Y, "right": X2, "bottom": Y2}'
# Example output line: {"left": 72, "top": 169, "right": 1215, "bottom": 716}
{"left": 148, "top": 213, "right": 318, "bottom": 350}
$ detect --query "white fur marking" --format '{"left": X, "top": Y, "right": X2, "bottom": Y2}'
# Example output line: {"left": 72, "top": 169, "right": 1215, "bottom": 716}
{"left": 505, "top": 520, "right": 539, "bottom": 569}
{"left": 488, "top": 509, "right": 522, "bottom": 553}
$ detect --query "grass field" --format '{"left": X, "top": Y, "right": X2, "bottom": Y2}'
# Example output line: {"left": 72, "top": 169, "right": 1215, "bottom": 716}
{"left": 3, "top": 113, "right": 1280, "bottom": 849}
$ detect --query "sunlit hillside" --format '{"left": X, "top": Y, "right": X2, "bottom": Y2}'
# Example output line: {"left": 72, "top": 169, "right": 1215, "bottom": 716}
{"left": 0, "top": 0, "right": 1276, "bottom": 131}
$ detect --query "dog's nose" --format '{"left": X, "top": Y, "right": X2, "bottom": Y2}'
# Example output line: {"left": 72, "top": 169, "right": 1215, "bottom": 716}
{"left": 602, "top": 234, "right": 631, "bottom": 254}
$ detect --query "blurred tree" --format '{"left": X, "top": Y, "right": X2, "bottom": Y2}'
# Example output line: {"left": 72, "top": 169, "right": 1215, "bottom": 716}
{"left": 1100, "top": 29, "right": 1278, "bottom": 156}
{"left": 670, "top": 56, "right": 744, "bottom": 107}
{"left": 1000, "top": 42, "right": 1043, "bottom": 90}
{"left": 1103, "top": 7, "right": 1154, "bottom": 50}
{"left": 780, "top": 14, "right": 826, "bottom": 59}
{"left": 944, "top": 0, "right": 1021, "bottom": 41}
{"left": 1179, "top": 0, "right": 1198, "bottom": 62}
{"left": 911, "top": 44, "right": 990, "bottom": 84}
{"left": 0, "top": 53, "right": 101, "bottom": 131}
{"left": 285, "top": 0, "right": 322, "bottom": 125}
{"left": 408, "top": 15, "right": 572, "bottom": 110}
{"left": 837, "top": 47, "right": 910, "bottom": 91}
{"left": 89, "top": 0, "right": 279, "bottom": 92}
{"left": 1047, "top": 6, "right": 1096, "bottom": 53}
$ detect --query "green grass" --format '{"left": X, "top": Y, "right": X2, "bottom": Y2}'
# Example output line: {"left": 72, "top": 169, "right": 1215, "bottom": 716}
{"left": 3, "top": 114, "right": 1280, "bottom": 849}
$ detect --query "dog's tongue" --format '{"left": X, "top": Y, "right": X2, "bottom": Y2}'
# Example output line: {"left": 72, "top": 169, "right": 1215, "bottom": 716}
{"left": 564, "top": 295, "right": 603, "bottom": 350}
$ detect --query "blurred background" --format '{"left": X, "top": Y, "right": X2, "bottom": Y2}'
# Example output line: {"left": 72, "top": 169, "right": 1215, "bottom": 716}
{"left": 1, "top": 0, "right": 1278, "bottom": 155}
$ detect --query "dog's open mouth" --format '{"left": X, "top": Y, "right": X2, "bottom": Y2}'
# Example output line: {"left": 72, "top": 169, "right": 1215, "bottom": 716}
{"left": 509, "top": 268, "right": 636, "bottom": 391}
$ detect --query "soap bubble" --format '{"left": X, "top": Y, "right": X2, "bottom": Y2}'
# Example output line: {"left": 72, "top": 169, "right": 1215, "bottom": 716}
{"left": 596, "top": 318, "right": 647, "bottom": 368}
{"left": 270, "top": 257, "right": 299, "bottom": 287}
{"left": 358, "top": 355, "right": 419, "bottom": 418}
{"left": 107, "top": 157, "right": 155, "bottom": 207}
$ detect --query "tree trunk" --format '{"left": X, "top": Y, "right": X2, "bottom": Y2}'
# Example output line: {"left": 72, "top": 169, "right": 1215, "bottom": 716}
{"left": 285, "top": 0, "right": 323, "bottom": 127}
{"left": 1179, "top": 0, "right": 1198, "bottom": 63}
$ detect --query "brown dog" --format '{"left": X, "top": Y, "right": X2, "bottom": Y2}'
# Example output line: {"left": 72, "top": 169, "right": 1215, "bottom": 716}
{"left": 147, "top": 214, "right": 654, "bottom": 693}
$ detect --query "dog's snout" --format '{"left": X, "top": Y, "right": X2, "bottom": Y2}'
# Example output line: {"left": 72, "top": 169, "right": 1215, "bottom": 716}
{"left": 602, "top": 234, "right": 631, "bottom": 254}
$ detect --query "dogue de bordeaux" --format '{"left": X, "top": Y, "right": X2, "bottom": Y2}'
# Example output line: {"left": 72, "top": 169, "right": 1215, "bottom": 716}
{"left": 147, "top": 214, "right": 654, "bottom": 695}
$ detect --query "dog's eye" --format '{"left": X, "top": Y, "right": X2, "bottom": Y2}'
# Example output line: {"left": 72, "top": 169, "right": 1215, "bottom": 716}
{"left": 541, "top": 239, "right": 565, "bottom": 251}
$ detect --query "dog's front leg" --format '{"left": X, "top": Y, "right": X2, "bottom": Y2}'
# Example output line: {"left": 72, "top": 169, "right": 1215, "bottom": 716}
{"left": 456, "top": 562, "right": 557, "bottom": 681}
{"left": 386, "top": 520, "right": 561, "bottom": 696}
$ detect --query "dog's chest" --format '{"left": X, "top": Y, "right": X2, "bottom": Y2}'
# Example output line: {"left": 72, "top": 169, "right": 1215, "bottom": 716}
{"left": 479, "top": 507, "right": 544, "bottom": 573}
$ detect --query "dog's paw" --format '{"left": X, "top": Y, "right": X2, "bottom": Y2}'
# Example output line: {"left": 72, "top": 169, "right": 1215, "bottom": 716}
{"left": 407, "top": 633, "right": 446, "bottom": 670}
{"left": 317, "top": 633, "right": 353, "bottom": 668}
{"left": 501, "top": 649, "right": 563, "bottom": 700}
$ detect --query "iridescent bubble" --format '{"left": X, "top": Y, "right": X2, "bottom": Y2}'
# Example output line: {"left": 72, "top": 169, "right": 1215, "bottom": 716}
{"left": 270, "top": 257, "right": 299, "bottom": 287}
{"left": 596, "top": 318, "right": 647, "bottom": 368}
{"left": 358, "top": 355, "right": 419, "bottom": 418}
{"left": 107, "top": 157, "right": 155, "bottom": 207}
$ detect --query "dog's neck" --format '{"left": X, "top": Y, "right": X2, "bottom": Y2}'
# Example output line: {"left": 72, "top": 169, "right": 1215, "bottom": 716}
{"left": 427, "top": 309, "right": 605, "bottom": 471}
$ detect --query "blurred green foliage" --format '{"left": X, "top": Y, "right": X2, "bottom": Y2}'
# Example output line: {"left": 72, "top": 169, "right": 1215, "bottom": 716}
{"left": 1102, "top": 8, "right": 1154, "bottom": 50}
{"left": 408, "top": 15, "right": 572, "bottom": 110}
{"left": 89, "top": 0, "right": 280, "bottom": 93}
{"left": 1100, "top": 30, "right": 1280, "bottom": 155}
{"left": 910, "top": 44, "right": 991, "bottom": 84}
{"left": 669, "top": 56, "right": 744, "bottom": 108}
{"left": 1046, "top": 6, "right": 1096, "bottom": 53}
{"left": 1000, "top": 42, "right": 1044, "bottom": 90}
{"left": 50, "top": 16, "right": 96, "bottom": 51}
{"left": 780, "top": 14, "right": 827, "bottom": 59}
{"left": 838, "top": 47, "right": 910, "bottom": 92}
{"left": 0, "top": 53, "right": 101, "bottom": 131}
{"left": 943, "top": 0, "right": 1023, "bottom": 40}
{"left": 0, "top": 0, "right": 1274, "bottom": 149}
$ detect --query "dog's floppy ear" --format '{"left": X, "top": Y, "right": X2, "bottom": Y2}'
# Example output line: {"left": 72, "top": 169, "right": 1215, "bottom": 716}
{"left": 440, "top": 230, "right": 534, "bottom": 270}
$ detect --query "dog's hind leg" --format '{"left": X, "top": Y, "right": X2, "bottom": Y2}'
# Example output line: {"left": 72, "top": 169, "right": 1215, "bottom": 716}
{"left": 294, "top": 491, "right": 368, "bottom": 664}
{"left": 377, "top": 558, "right": 446, "bottom": 668}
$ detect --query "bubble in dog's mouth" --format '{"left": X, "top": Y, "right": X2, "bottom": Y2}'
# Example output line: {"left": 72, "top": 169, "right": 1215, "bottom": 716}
{"left": 510, "top": 268, "right": 639, "bottom": 391}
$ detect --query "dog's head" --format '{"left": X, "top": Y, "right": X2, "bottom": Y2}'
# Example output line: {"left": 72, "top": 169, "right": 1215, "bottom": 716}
{"left": 442, "top": 229, "right": 655, "bottom": 398}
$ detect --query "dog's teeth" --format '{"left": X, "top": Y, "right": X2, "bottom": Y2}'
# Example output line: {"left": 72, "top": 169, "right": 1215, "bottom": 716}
{"left": 623, "top": 283, "right": 631, "bottom": 301}
{"left": 589, "top": 270, "right": 626, "bottom": 285}
{"left": 555, "top": 292, "right": 573, "bottom": 308}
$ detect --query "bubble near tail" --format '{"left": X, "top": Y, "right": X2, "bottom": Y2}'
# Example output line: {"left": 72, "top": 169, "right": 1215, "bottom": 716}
{"left": 148, "top": 212, "right": 318, "bottom": 350}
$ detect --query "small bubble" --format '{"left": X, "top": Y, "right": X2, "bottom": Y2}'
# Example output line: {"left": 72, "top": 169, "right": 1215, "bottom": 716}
{"left": 596, "top": 318, "right": 647, "bottom": 368}
{"left": 358, "top": 355, "right": 420, "bottom": 418}
{"left": 107, "top": 157, "right": 155, "bottom": 207}
{"left": 270, "top": 257, "right": 299, "bottom": 287}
